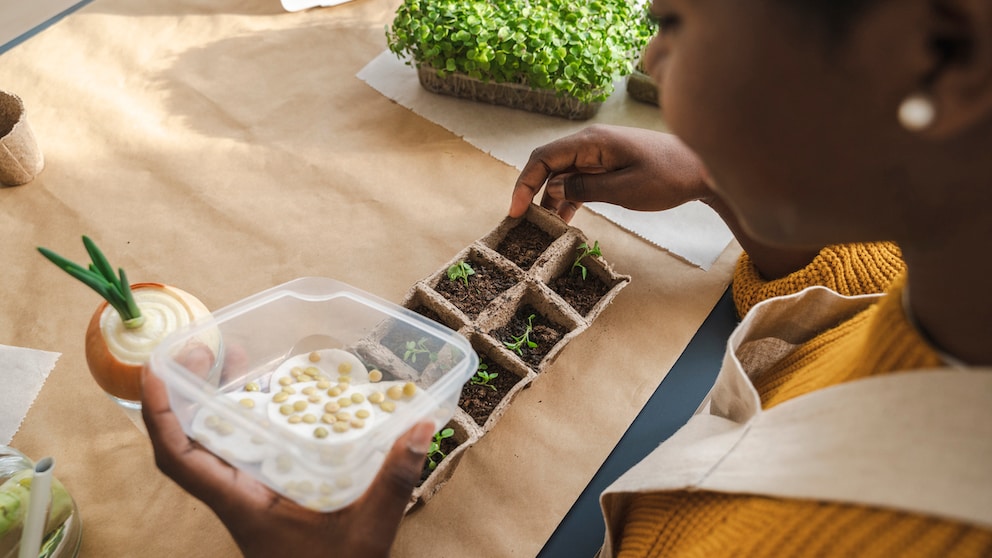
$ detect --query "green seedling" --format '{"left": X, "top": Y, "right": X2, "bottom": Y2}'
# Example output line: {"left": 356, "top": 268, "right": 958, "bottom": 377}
{"left": 469, "top": 363, "right": 498, "bottom": 391}
{"left": 386, "top": 0, "right": 655, "bottom": 104}
{"left": 503, "top": 313, "right": 538, "bottom": 355}
{"left": 403, "top": 338, "right": 437, "bottom": 364}
{"left": 37, "top": 235, "right": 144, "bottom": 328}
{"left": 571, "top": 240, "right": 602, "bottom": 280}
{"left": 447, "top": 260, "right": 475, "bottom": 287}
{"left": 427, "top": 427, "right": 455, "bottom": 471}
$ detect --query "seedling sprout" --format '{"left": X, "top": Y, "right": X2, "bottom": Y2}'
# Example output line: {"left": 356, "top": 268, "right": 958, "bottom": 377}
{"left": 571, "top": 240, "right": 602, "bottom": 280}
{"left": 427, "top": 427, "right": 455, "bottom": 471}
{"left": 447, "top": 260, "right": 475, "bottom": 287}
{"left": 503, "top": 314, "right": 538, "bottom": 355}
{"left": 469, "top": 362, "right": 498, "bottom": 391}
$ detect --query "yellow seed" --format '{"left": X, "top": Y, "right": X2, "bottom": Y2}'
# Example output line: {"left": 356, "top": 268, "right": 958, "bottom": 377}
{"left": 379, "top": 400, "right": 396, "bottom": 413}
{"left": 321, "top": 413, "right": 337, "bottom": 424}
{"left": 280, "top": 404, "right": 294, "bottom": 416}
{"left": 297, "top": 480, "right": 315, "bottom": 494}
{"left": 337, "top": 397, "right": 352, "bottom": 408}
{"left": 355, "top": 409, "right": 370, "bottom": 419}
{"left": 239, "top": 398, "right": 255, "bottom": 409}
{"left": 368, "top": 369, "right": 383, "bottom": 383}
{"left": 216, "top": 422, "right": 234, "bottom": 436}
{"left": 319, "top": 482, "right": 334, "bottom": 495}
{"left": 205, "top": 415, "right": 221, "bottom": 428}
{"left": 335, "top": 475, "right": 353, "bottom": 489}
{"left": 304, "top": 366, "right": 320, "bottom": 377}
{"left": 332, "top": 422, "right": 350, "bottom": 433}
{"left": 386, "top": 385, "right": 403, "bottom": 400}
{"left": 279, "top": 376, "right": 293, "bottom": 386}
{"left": 288, "top": 415, "right": 302, "bottom": 424}
{"left": 273, "top": 392, "right": 289, "bottom": 403}
{"left": 245, "top": 382, "right": 260, "bottom": 392}
{"left": 308, "top": 351, "right": 321, "bottom": 362}
{"left": 282, "top": 386, "right": 297, "bottom": 395}
{"left": 327, "top": 387, "right": 342, "bottom": 397}
{"left": 350, "top": 418, "right": 365, "bottom": 429}
{"left": 338, "top": 362, "right": 352, "bottom": 374}
{"left": 324, "top": 402, "right": 340, "bottom": 413}
{"left": 335, "top": 411, "right": 351, "bottom": 422}
{"left": 368, "top": 392, "right": 385, "bottom": 404}
{"left": 314, "top": 427, "right": 329, "bottom": 438}
{"left": 337, "top": 377, "right": 352, "bottom": 386}
{"left": 302, "top": 414, "right": 317, "bottom": 424}
{"left": 293, "top": 400, "right": 308, "bottom": 412}
{"left": 403, "top": 382, "right": 417, "bottom": 397}
{"left": 302, "top": 386, "right": 316, "bottom": 395}
{"left": 317, "top": 380, "right": 331, "bottom": 389}
{"left": 351, "top": 393, "right": 365, "bottom": 404}
{"left": 308, "top": 395, "right": 322, "bottom": 404}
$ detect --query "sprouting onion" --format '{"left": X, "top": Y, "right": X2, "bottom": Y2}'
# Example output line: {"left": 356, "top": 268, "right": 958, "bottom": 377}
{"left": 37, "top": 236, "right": 212, "bottom": 403}
{"left": 38, "top": 236, "right": 145, "bottom": 329}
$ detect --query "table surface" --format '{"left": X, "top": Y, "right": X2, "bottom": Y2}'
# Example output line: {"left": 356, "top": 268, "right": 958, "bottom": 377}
{"left": 0, "top": 1, "right": 740, "bottom": 556}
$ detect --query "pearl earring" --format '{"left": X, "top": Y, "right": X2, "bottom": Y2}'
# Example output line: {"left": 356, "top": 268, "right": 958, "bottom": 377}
{"left": 898, "top": 93, "right": 936, "bottom": 132}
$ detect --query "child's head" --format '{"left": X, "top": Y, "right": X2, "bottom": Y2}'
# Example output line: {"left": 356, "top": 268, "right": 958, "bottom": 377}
{"left": 643, "top": 0, "right": 991, "bottom": 250}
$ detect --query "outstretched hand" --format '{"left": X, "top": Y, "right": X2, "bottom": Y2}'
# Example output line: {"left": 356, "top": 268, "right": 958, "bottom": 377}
{"left": 141, "top": 349, "right": 433, "bottom": 558}
{"left": 509, "top": 124, "right": 712, "bottom": 222}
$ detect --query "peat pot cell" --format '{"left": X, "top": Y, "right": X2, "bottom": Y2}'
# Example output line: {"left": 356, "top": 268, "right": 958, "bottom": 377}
{"left": 379, "top": 318, "right": 451, "bottom": 374}
{"left": 548, "top": 261, "right": 615, "bottom": 319}
{"left": 433, "top": 251, "right": 519, "bottom": 320}
{"left": 495, "top": 219, "right": 557, "bottom": 271}
{"left": 458, "top": 345, "right": 530, "bottom": 428}
{"left": 490, "top": 304, "right": 569, "bottom": 371}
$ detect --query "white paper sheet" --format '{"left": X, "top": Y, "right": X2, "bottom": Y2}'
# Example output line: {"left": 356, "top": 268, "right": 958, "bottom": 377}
{"left": 0, "top": 344, "right": 60, "bottom": 445}
{"left": 357, "top": 50, "right": 734, "bottom": 270}
{"left": 0, "top": 0, "right": 87, "bottom": 52}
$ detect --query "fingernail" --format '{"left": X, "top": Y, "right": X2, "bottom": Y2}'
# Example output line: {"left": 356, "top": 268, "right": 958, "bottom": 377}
{"left": 407, "top": 422, "right": 435, "bottom": 454}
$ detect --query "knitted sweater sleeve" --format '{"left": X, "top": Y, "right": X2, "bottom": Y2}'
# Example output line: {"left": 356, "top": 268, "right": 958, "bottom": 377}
{"left": 732, "top": 242, "right": 905, "bottom": 318}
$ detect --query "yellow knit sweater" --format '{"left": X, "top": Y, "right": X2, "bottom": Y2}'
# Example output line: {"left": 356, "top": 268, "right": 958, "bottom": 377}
{"left": 616, "top": 242, "right": 992, "bottom": 557}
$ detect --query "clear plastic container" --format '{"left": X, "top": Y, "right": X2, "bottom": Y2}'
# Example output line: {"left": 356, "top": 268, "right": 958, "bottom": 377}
{"left": 149, "top": 277, "right": 477, "bottom": 512}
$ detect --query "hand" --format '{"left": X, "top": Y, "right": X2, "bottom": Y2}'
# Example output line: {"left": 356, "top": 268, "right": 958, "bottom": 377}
{"left": 509, "top": 124, "right": 712, "bottom": 222}
{"left": 141, "top": 351, "right": 433, "bottom": 558}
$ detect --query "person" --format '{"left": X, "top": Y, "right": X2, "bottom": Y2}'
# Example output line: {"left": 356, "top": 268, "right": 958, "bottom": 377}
{"left": 141, "top": 0, "right": 992, "bottom": 556}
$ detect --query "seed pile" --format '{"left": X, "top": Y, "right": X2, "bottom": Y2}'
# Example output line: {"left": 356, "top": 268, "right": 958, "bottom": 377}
{"left": 190, "top": 348, "right": 422, "bottom": 509}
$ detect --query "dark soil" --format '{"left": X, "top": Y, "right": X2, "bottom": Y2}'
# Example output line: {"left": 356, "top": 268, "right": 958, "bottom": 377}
{"left": 434, "top": 258, "right": 516, "bottom": 318}
{"left": 419, "top": 427, "right": 462, "bottom": 484}
{"left": 496, "top": 220, "right": 555, "bottom": 270}
{"left": 490, "top": 304, "right": 567, "bottom": 370}
{"left": 458, "top": 358, "right": 522, "bottom": 426}
{"left": 549, "top": 269, "right": 611, "bottom": 317}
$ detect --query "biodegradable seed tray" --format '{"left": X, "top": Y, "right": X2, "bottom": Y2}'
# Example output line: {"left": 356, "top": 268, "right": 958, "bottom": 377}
{"left": 403, "top": 204, "right": 631, "bottom": 509}
{"left": 416, "top": 65, "right": 603, "bottom": 121}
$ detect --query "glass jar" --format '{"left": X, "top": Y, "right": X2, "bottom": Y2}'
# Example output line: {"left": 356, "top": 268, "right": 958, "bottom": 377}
{"left": 0, "top": 447, "right": 81, "bottom": 558}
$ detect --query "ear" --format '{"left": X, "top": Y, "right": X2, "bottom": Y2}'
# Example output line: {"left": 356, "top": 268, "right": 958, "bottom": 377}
{"left": 924, "top": 0, "right": 992, "bottom": 137}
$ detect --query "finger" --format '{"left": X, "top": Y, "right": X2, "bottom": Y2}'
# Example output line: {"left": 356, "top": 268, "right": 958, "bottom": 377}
{"left": 141, "top": 366, "right": 245, "bottom": 509}
{"left": 354, "top": 421, "right": 435, "bottom": 526}
{"left": 540, "top": 174, "right": 584, "bottom": 222}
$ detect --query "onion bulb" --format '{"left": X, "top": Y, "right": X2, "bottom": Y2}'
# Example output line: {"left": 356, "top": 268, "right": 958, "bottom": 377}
{"left": 85, "top": 282, "right": 211, "bottom": 402}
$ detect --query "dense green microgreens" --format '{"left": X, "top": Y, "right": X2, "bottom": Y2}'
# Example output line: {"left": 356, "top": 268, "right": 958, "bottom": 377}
{"left": 386, "top": 0, "right": 656, "bottom": 104}
{"left": 37, "top": 236, "right": 145, "bottom": 328}
{"left": 571, "top": 240, "right": 602, "bottom": 280}
{"left": 447, "top": 260, "right": 475, "bottom": 287}
{"left": 404, "top": 337, "right": 438, "bottom": 364}
{"left": 427, "top": 427, "right": 455, "bottom": 470}
{"left": 503, "top": 313, "right": 538, "bottom": 355}
{"left": 469, "top": 362, "right": 499, "bottom": 391}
